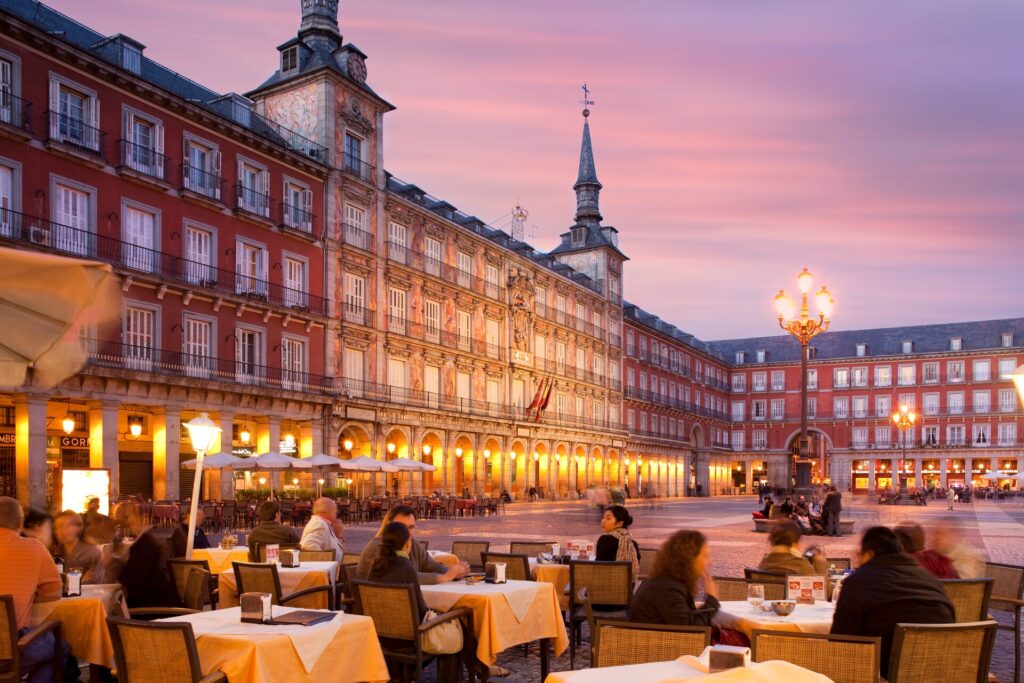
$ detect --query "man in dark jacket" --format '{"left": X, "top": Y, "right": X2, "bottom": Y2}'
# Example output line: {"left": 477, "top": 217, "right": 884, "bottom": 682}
{"left": 831, "top": 526, "right": 955, "bottom": 679}
{"left": 822, "top": 486, "right": 842, "bottom": 536}
{"left": 247, "top": 501, "right": 300, "bottom": 560}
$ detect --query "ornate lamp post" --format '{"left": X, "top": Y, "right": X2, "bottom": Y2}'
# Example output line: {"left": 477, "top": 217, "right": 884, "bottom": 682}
{"left": 891, "top": 403, "right": 916, "bottom": 495}
{"left": 183, "top": 412, "right": 221, "bottom": 559}
{"left": 774, "top": 268, "right": 833, "bottom": 492}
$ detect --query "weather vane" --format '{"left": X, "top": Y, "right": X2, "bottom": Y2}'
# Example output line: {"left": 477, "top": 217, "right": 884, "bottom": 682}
{"left": 580, "top": 82, "right": 595, "bottom": 117}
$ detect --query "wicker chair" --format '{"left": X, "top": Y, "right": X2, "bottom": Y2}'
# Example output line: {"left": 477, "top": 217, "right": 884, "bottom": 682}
{"left": 940, "top": 578, "right": 994, "bottom": 623}
{"left": 231, "top": 562, "right": 333, "bottom": 608}
{"left": 299, "top": 550, "right": 337, "bottom": 562}
{"left": 106, "top": 616, "right": 225, "bottom": 683}
{"left": 481, "top": 553, "right": 531, "bottom": 581}
{"left": 744, "top": 567, "right": 789, "bottom": 584}
{"left": 985, "top": 561, "right": 1023, "bottom": 683}
{"left": 342, "top": 552, "right": 363, "bottom": 566}
{"left": 450, "top": 541, "right": 490, "bottom": 571}
{"left": 253, "top": 542, "right": 300, "bottom": 562}
{"left": 182, "top": 567, "right": 211, "bottom": 611}
{"left": 637, "top": 547, "right": 658, "bottom": 581}
{"left": 751, "top": 630, "right": 880, "bottom": 683}
{"left": 0, "top": 594, "right": 63, "bottom": 683}
{"left": 569, "top": 560, "right": 633, "bottom": 669}
{"left": 714, "top": 577, "right": 751, "bottom": 602}
{"left": 887, "top": 621, "right": 997, "bottom": 683}
{"left": 168, "top": 559, "right": 216, "bottom": 609}
{"left": 595, "top": 620, "right": 710, "bottom": 668}
{"left": 351, "top": 581, "right": 474, "bottom": 683}
{"left": 826, "top": 557, "right": 852, "bottom": 573}
{"left": 509, "top": 542, "right": 556, "bottom": 557}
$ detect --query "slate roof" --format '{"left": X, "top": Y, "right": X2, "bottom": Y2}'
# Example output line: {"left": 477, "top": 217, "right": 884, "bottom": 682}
{"left": 624, "top": 302, "right": 727, "bottom": 361}
{"left": 575, "top": 118, "right": 601, "bottom": 187}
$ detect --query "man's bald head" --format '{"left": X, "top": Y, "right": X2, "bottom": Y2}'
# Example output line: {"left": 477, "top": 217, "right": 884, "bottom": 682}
{"left": 312, "top": 497, "right": 336, "bottom": 520}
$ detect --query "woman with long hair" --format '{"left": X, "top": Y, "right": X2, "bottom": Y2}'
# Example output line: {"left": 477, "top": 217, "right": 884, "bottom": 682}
{"left": 628, "top": 529, "right": 719, "bottom": 626}
{"left": 366, "top": 521, "right": 428, "bottom": 618}
{"left": 595, "top": 505, "right": 640, "bottom": 581}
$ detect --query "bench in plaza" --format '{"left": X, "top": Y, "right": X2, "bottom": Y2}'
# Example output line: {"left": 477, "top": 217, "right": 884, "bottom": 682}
{"left": 752, "top": 517, "right": 855, "bottom": 535}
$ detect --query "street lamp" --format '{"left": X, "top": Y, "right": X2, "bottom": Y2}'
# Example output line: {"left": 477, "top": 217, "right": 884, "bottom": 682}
{"left": 891, "top": 404, "right": 916, "bottom": 495}
{"left": 183, "top": 412, "right": 221, "bottom": 559}
{"left": 774, "top": 267, "right": 833, "bottom": 492}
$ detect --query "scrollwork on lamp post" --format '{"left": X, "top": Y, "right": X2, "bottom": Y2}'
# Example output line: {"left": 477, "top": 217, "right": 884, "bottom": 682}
{"left": 774, "top": 268, "right": 834, "bottom": 492}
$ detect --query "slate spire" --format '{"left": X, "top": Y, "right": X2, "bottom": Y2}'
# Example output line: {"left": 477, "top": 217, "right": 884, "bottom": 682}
{"left": 573, "top": 108, "right": 603, "bottom": 226}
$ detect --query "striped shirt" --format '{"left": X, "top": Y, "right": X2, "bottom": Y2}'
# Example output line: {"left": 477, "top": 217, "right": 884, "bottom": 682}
{"left": 0, "top": 528, "right": 62, "bottom": 629}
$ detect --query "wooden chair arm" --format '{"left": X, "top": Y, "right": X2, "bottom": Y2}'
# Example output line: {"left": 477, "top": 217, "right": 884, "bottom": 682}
{"left": 418, "top": 607, "right": 470, "bottom": 633}
{"left": 990, "top": 595, "right": 1024, "bottom": 607}
{"left": 127, "top": 607, "right": 200, "bottom": 620}
{"left": 17, "top": 619, "right": 60, "bottom": 649}
{"left": 281, "top": 584, "right": 334, "bottom": 606}
{"left": 198, "top": 672, "right": 227, "bottom": 683}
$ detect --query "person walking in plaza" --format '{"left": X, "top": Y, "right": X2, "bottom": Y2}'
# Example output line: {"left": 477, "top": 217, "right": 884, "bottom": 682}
{"left": 300, "top": 497, "right": 345, "bottom": 556}
{"left": 946, "top": 486, "right": 956, "bottom": 510}
{"left": 596, "top": 505, "right": 640, "bottom": 581}
{"left": 823, "top": 485, "right": 842, "bottom": 536}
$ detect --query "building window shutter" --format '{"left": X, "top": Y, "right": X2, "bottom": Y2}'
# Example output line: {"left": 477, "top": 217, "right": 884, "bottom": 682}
{"left": 301, "top": 189, "right": 313, "bottom": 227}
{"left": 48, "top": 79, "right": 60, "bottom": 138}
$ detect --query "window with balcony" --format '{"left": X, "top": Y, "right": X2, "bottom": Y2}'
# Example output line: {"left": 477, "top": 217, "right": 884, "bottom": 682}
{"left": 235, "top": 327, "right": 264, "bottom": 383}
{"left": 122, "top": 110, "right": 164, "bottom": 179}
{"left": 973, "top": 359, "right": 991, "bottom": 382}
{"left": 770, "top": 370, "right": 785, "bottom": 391}
{"left": 852, "top": 427, "right": 868, "bottom": 448}
{"left": 387, "top": 221, "right": 407, "bottom": 264}
{"left": 770, "top": 399, "right": 785, "bottom": 420}
{"left": 807, "top": 369, "right": 817, "bottom": 390}
{"left": 806, "top": 397, "right": 816, "bottom": 418}
{"left": 456, "top": 371, "right": 471, "bottom": 403}
{"left": 283, "top": 256, "right": 307, "bottom": 309}
{"left": 343, "top": 204, "right": 369, "bottom": 250}
{"left": 638, "top": 336, "right": 647, "bottom": 360}
{"left": 424, "top": 236, "right": 442, "bottom": 275}
{"left": 834, "top": 368, "right": 849, "bottom": 389}
{"left": 124, "top": 304, "right": 156, "bottom": 369}
{"left": 922, "top": 425, "right": 939, "bottom": 446}
{"left": 0, "top": 56, "right": 17, "bottom": 127}
{"left": 922, "top": 362, "right": 939, "bottom": 384}
{"left": 424, "top": 365, "right": 440, "bottom": 400}
{"left": 874, "top": 395, "right": 891, "bottom": 418}
{"left": 556, "top": 341, "right": 567, "bottom": 370}
{"left": 973, "top": 391, "right": 990, "bottom": 414}
{"left": 122, "top": 204, "right": 156, "bottom": 273}
{"left": 731, "top": 401, "right": 745, "bottom": 421}
{"left": 343, "top": 132, "right": 367, "bottom": 178}
{"left": 594, "top": 355, "right": 604, "bottom": 381}
{"left": 342, "top": 273, "right": 365, "bottom": 322}
{"left": 852, "top": 367, "right": 868, "bottom": 387}
{"left": 388, "top": 356, "right": 407, "bottom": 390}
{"left": 456, "top": 252, "right": 472, "bottom": 288}
{"left": 999, "top": 389, "right": 1017, "bottom": 413}
{"left": 923, "top": 393, "right": 939, "bottom": 415}
{"left": 50, "top": 78, "right": 101, "bottom": 153}
{"left": 731, "top": 374, "right": 746, "bottom": 392}
{"left": 184, "top": 139, "right": 221, "bottom": 199}
{"left": 998, "top": 357, "right": 1017, "bottom": 380}
{"left": 184, "top": 224, "right": 214, "bottom": 285}
{"left": 53, "top": 182, "right": 93, "bottom": 256}
{"left": 874, "top": 366, "right": 891, "bottom": 387}
{"left": 639, "top": 372, "right": 647, "bottom": 393}
{"left": 875, "top": 426, "right": 891, "bottom": 446}
{"left": 282, "top": 180, "right": 312, "bottom": 231}
{"left": 236, "top": 160, "right": 269, "bottom": 217}
{"left": 948, "top": 392, "right": 964, "bottom": 415}
{"left": 950, "top": 337, "right": 962, "bottom": 352}
{"left": 457, "top": 310, "right": 471, "bottom": 351}
{"left": 752, "top": 430, "right": 767, "bottom": 449}
{"left": 947, "top": 425, "right": 965, "bottom": 446}
{"left": 852, "top": 396, "right": 867, "bottom": 418}
{"left": 387, "top": 287, "right": 407, "bottom": 334}
{"left": 488, "top": 379, "right": 501, "bottom": 407}
{"left": 973, "top": 424, "right": 990, "bottom": 446}
{"left": 898, "top": 364, "right": 916, "bottom": 386}
{"left": 834, "top": 397, "right": 849, "bottom": 419}
{"left": 235, "top": 240, "right": 268, "bottom": 297}
{"left": 731, "top": 431, "right": 744, "bottom": 450}
{"left": 343, "top": 347, "right": 365, "bottom": 392}
{"left": 281, "top": 337, "right": 306, "bottom": 387}
{"left": 752, "top": 400, "right": 766, "bottom": 421}
{"left": 183, "top": 315, "right": 212, "bottom": 377}
{"left": 752, "top": 372, "right": 767, "bottom": 392}
{"left": 947, "top": 361, "right": 964, "bottom": 382}
{"left": 898, "top": 393, "right": 915, "bottom": 410}
{"left": 998, "top": 423, "right": 1017, "bottom": 446}
{"left": 425, "top": 299, "right": 441, "bottom": 342}
{"left": 485, "top": 264, "right": 500, "bottom": 298}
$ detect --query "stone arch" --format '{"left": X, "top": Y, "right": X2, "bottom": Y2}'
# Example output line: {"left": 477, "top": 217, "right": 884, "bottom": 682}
{"left": 690, "top": 423, "right": 705, "bottom": 448}
{"left": 508, "top": 439, "right": 528, "bottom": 496}
{"left": 338, "top": 423, "right": 372, "bottom": 457}
{"left": 482, "top": 436, "right": 503, "bottom": 494}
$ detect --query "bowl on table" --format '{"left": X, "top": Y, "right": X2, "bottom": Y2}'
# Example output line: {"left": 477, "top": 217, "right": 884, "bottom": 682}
{"left": 770, "top": 600, "right": 796, "bottom": 616}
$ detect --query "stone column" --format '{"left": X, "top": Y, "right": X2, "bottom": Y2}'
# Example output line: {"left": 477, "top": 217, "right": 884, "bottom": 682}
{"left": 498, "top": 437, "right": 507, "bottom": 495}
{"left": 257, "top": 415, "right": 282, "bottom": 492}
{"left": 89, "top": 400, "right": 120, "bottom": 497}
{"left": 216, "top": 412, "right": 236, "bottom": 501}
{"left": 152, "top": 406, "right": 180, "bottom": 501}
{"left": 868, "top": 459, "right": 876, "bottom": 494}
{"left": 411, "top": 428, "right": 423, "bottom": 496}
{"left": 940, "top": 458, "right": 948, "bottom": 487}
{"left": 964, "top": 457, "right": 973, "bottom": 488}
{"left": 14, "top": 394, "right": 47, "bottom": 508}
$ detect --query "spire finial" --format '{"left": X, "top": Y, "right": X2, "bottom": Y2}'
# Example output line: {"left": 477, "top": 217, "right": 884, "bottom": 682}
{"left": 580, "top": 82, "right": 595, "bottom": 118}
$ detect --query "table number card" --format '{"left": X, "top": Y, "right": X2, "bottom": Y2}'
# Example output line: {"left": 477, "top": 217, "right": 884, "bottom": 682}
{"left": 786, "top": 575, "right": 826, "bottom": 603}
{"left": 265, "top": 544, "right": 280, "bottom": 564}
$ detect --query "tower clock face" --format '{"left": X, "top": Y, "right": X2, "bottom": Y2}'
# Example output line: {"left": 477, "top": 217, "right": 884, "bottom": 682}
{"left": 348, "top": 54, "right": 367, "bottom": 84}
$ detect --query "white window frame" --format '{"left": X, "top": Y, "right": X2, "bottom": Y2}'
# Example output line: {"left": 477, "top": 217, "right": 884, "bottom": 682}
{"left": 120, "top": 197, "right": 160, "bottom": 273}
{"left": 280, "top": 333, "right": 308, "bottom": 389}
{"left": 50, "top": 174, "right": 96, "bottom": 257}
{"left": 282, "top": 251, "right": 309, "bottom": 309}
{"left": 182, "top": 312, "right": 215, "bottom": 378}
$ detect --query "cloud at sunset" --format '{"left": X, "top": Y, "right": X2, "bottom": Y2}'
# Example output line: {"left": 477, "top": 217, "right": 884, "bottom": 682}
{"left": 45, "top": 0, "right": 1024, "bottom": 339}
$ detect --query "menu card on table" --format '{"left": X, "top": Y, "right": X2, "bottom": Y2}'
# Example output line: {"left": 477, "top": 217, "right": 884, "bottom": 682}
{"left": 786, "top": 575, "right": 827, "bottom": 603}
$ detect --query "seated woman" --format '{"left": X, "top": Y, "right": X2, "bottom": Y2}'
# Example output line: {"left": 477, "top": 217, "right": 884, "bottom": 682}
{"left": 366, "top": 521, "right": 428, "bottom": 619}
{"left": 119, "top": 505, "right": 178, "bottom": 608}
{"left": 53, "top": 510, "right": 103, "bottom": 583}
{"left": 22, "top": 508, "right": 53, "bottom": 550}
{"left": 628, "top": 530, "right": 719, "bottom": 626}
{"left": 757, "top": 520, "right": 827, "bottom": 575}
{"left": 595, "top": 505, "right": 640, "bottom": 581}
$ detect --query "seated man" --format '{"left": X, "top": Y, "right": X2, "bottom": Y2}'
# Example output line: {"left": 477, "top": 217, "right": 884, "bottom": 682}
{"left": 831, "top": 526, "right": 954, "bottom": 679}
{"left": 779, "top": 497, "right": 794, "bottom": 516}
{"left": 0, "top": 497, "right": 65, "bottom": 683}
{"left": 169, "top": 507, "right": 210, "bottom": 558}
{"left": 119, "top": 505, "right": 179, "bottom": 608}
{"left": 53, "top": 510, "right": 103, "bottom": 583}
{"left": 300, "top": 497, "right": 344, "bottom": 557}
{"left": 757, "top": 521, "right": 827, "bottom": 575}
{"left": 247, "top": 501, "right": 300, "bottom": 560}
{"left": 356, "top": 505, "right": 469, "bottom": 584}
{"left": 81, "top": 497, "right": 117, "bottom": 545}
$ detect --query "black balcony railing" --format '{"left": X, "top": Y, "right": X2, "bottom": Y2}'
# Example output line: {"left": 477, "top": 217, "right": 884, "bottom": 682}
{"left": 117, "top": 139, "right": 170, "bottom": 181}
{"left": 87, "top": 340, "right": 333, "bottom": 394}
{"left": 341, "top": 302, "right": 373, "bottom": 326}
{"left": 342, "top": 152, "right": 374, "bottom": 182}
{"left": 624, "top": 385, "right": 730, "bottom": 421}
{"left": 0, "top": 93, "right": 32, "bottom": 134}
{"left": 46, "top": 111, "right": 105, "bottom": 159}
{"left": 0, "top": 209, "right": 328, "bottom": 315}
{"left": 383, "top": 316, "right": 507, "bottom": 361}
{"left": 181, "top": 163, "right": 224, "bottom": 201}
{"left": 384, "top": 241, "right": 505, "bottom": 303}
{"left": 341, "top": 222, "right": 374, "bottom": 253}
{"left": 234, "top": 183, "right": 273, "bottom": 220}
{"left": 386, "top": 240, "right": 409, "bottom": 265}
{"left": 280, "top": 203, "right": 314, "bottom": 233}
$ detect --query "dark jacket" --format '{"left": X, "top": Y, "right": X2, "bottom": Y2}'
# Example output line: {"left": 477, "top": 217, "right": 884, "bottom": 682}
{"left": 121, "top": 530, "right": 179, "bottom": 608}
{"left": 831, "top": 552, "right": 954, "bottom": 678}
{"left": 366, "top": 555, "right": 428, "bottom": 620}
{"left": 357, "top": 537, "right": 446, "bottom": 584}
{"left": 627, "top": 575, "right": 720, "bottom": 626}
{"left": 247, "top": 521, "right": 300, "bottom": 559}
{"left": 169, "top": 523, "right": 210, "bottom": 559}
{"left": 823, "top": 491, "right": 842, "bottom": 515}
{"left": 595, "top": 534, "right": 641, "bottom": 562}
{"left": 758, "top": 546, "right": 827, "bottom": 575}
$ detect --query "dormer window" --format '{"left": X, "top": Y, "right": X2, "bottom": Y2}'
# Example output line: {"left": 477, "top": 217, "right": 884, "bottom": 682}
{"left": 735, "top": 351, "right": 745, "bottom": 364}
{"left": 1002, "top": 333, "right": 1013, "bottom": 348}
{"left": 902, "top": 340, "right": 913, "bottom": 354}
{"left": 950, "top": 337, "right": 962, "bottom": 352}
{"left": 122, "top": 43, "right": 142, "bottom": 74}
{"left": 282, "top": 46, "right": 298, "bottom": 73}
{"left": 856, "top": 343, "right": 866, "bottom": 357}
{"left": 571, "top": 226, "right": 586, "bottom": 246}
{"left": 756, "top": 350, "right": 766, "bottom": 363}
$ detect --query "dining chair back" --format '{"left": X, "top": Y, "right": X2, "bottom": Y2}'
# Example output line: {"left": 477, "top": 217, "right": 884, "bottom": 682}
{"left": 232, "top": 562, "right": 284, "bottom": 603}
{"left": 595, "top": 620, "right": 710, "bottom": 667}
{"left": 299, "top": 550, "right": 336, "bottom": 562}
{"left": 481, "top": 553, "right": 531, "bottom": 581}
{"left": 509, "top": 542, "right": 556, "bottom": 557}
{"left": 450, "top": 541, "right": 490, "bottom": 570}
{"left": 887, "top": 621, "right": 997, "bottom": 683}
{"left": 826, "top": 557, "right": 852, "bottom": 572}
{"left": 168, "top": 559, "right": 213, "bottom": 608}
{"left": 637, "top": 548, "right": 658, "bottom": 581}
{"left": 743, "top": 567, "right": 788, "bottom": 584}
{"left": 940, "top": 578, "right": 994, "bottom": 623}
{"left": 342, "top": 552, "right": 363, "bottom": 566}
{"left": 0, "top": 594, "right": 65, "bottom": 683}
{"left": 714, "top": 577, "right": 751, "bottom": 602}
{"left": 984, "top": 561, "right": 1023, "bottom": 683}
{"left": 752, "top": 630, "right": 880, "bottom": 683}
{"left": 107, "top": 615, "right": 225, "bottom": 683}
{"left": 568, "top": 560, "right": 633, "bottom": 669}
{"left": 182, "top": 567, "right": 211, "bottom": 612}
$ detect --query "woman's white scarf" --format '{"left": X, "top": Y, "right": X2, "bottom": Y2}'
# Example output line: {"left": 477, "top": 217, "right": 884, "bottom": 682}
{"left": 609, "top": 527, "right": 640, "bottom": 581}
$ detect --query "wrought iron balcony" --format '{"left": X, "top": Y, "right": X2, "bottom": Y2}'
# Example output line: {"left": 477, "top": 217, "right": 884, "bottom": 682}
{"left": 117, "top": 139, "right": 170, "bottom": 182}
{"left": 0, "top": 209, "right": 327, "bottom": 315}
{"left": 341, "top": 302, "right": 373, "bottom": 326}
{"left": 0, "top": 92, "right": 32, "bottom": 134}
{"left": 181, "top": 163, "right": 224, "bottom": 201}
{"left": 342, "top": 152, "right": 374, "bottom": 182}
{"left": 280, "top": 202, "right": 315, "bottom": 234}
{"left": 341, "top": 222, "right": 374, "bottom": 253}
{"left": 46, "top": 111, "right": 106, "bottom": 159}
{"left": 384, "top": 241, "right": 505, "bottom": 303}
{"left": 383, "top": 316, "right": 506, "bottom": 361}
{"left": 87, "top": 340, "right": 333, "bottom": 394}
{"left": 234, "top": 183, "right": 273, "bottom": 220}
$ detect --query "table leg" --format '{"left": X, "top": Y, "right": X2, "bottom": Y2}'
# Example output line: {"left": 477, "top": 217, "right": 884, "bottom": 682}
{"left": 540, "top": 637, "right": 550, "bottom": 681}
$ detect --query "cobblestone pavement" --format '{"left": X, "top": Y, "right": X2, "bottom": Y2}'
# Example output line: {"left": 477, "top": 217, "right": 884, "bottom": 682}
{"left": 334, "top": 495, "right": 1023, "bottom": 682}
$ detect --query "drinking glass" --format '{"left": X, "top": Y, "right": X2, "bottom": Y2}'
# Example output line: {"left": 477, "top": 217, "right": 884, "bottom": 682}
{"left": 747, "top": 583, "right": 765, "bottom": 613}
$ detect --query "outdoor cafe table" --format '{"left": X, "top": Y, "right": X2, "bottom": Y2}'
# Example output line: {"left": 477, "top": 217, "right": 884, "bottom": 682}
{"left": 29, "top": 584, "right": 121, "bottom": 669}
{"left": 713, "top": 600, "right": 835, "bottom": 641}
{"left": 426, "top": 548, "right": 460, "bottom": 567}
{"left": 544, "top": 656, "right": 833, "bottom": 683}
{"left": 421, "top": 579, "right": 568, "bottom": 678}
{"left": 194, "top": 545, "right": 251, "bottom": 574}
{"left": 218, "top": 561, "right": 339, "bottom": 609}
{"left": 529, "top": 558, "right": 570, "bottom": 610}
{"left": 162, "top": 606, "right": 389, "bottom": 683}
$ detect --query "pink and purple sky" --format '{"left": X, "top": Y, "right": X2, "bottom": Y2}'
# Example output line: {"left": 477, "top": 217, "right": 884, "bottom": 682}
{"left": 48, "top": 0, "right": 1024, "bottom": 339}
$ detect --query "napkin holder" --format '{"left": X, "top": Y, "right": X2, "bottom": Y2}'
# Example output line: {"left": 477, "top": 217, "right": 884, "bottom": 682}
{"left": 484, "top": 561, "right": 507, "bottom": 583}
{"left": 281, "top": 548, "right": 301, "bottom": 568}
{"left": 240, "top": 592, "right": 272, "bottom": 624}
{"left": 63, "top": 568, "right": 82, "bottom": 597}
{"left": 708, "top": 644, "right": 751, "bottom": 672}
{"left": 264, "top": 544, "right": 280, "bottom": 564}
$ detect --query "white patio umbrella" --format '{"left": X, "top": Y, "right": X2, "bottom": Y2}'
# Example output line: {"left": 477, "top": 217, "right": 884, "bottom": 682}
{"left": 387, "top": 458, "right": 438, "bottom": 496}
{"left": 0, "top": 246, "right": 119, "bottom": 388}
{"left": 180, "top": 451, "right": 244, "bottom": 469}
{"left": 232, "top": 451, "right": 312, "bottom": 500}
{"left": 305, "top": 454, "right": 345, "bottom": 496}
{"left": 338, "top": 455, "right": 398, "bottom": 498}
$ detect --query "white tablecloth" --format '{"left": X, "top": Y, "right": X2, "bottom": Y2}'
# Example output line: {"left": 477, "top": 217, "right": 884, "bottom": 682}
{"left": 545, "top": 656, "right": 832, "bottom": 683}
{"left": 713, "top": 600, "right": 835, "bottom": 640}
{"left": 422, "top": 579, "right": 539, "bottom": 622}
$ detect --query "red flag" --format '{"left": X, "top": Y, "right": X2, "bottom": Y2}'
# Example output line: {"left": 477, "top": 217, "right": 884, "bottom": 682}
{"left": 526, "top": 377, "right": 545, "bottom": 413}
{"left": 535, "top": 377, "right": 554, "bottom": 421}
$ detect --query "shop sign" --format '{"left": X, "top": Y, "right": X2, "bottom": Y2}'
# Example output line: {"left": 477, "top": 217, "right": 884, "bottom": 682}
{"left": 232, "top": 447, "right": 253, "bottom": 456}
{"left": 0, "top": 433, "right": 14, "bottom": 445}
{"left": 61, "top": 436, "right": 90, "bottom": 448}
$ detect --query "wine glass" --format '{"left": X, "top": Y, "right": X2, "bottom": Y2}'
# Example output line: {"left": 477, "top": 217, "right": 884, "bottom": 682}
{"left": 747, "top": 583, "right": 765, "bottom": 613}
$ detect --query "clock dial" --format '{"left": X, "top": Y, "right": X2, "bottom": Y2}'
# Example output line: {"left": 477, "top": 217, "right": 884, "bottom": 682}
{"left": 348, "top": 54, "right": 367, "bottom": 84}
